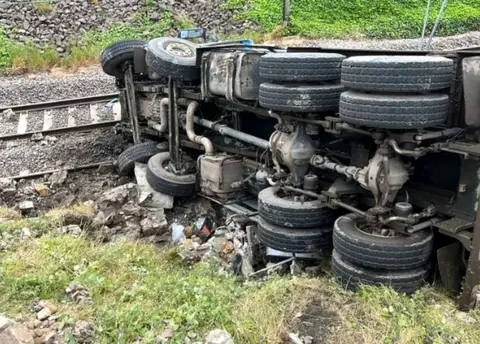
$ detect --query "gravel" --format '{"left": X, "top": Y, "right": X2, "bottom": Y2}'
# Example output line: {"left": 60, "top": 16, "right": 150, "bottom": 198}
{"left": 272, "top": 31, "right": 480, "bottom": 51}
{"left": 0, "top": 128, "right": 125, "bottom": 177}
{"left": 0, "top": 67, "right": 116, "bottom": 107}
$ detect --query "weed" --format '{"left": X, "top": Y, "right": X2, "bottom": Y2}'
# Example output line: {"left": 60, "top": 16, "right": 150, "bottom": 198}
{"left": 227, "top": 0, "right": 480, "bottom": 38}
{"left": 33, "top": 0, "right": 55, "bottom": 15}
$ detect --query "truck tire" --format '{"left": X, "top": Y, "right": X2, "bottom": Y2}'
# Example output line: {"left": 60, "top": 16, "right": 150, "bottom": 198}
{"left": 260, "top": 52, "right": 345, "bottom": 82}
{"left": 146, "top": 152, "right": 196, "bottom": 197}
{"left": 100, "top": 39, "right": 146, "bottom": 78}
{"left": 258, "top": 186, "right": 336, "bottom": 228}
{"left": 339, "top": 91, "right": 449, "bottom": 129}
{"left": 259, "top": 83, "right": 344, "bottom": 113}
{"left": 257, "top": 217, "right": 332, "bottom": 254}
{"left": 341, "top": 55, "right": 454, "bottom": 92}
{"left": 117, "top": 141, "right": 168, "bottom": 176}
{"left": 146, "top": 37, "right": 199, "bottom": 81}
{"left": 333, "top": 213, "right": 433, "bottom": 270}
{"left": 332, "top": 250, "right": 430, "bottom": 294}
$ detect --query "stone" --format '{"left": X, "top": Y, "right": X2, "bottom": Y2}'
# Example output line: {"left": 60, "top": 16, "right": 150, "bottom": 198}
{"left": 98, "top": 183, "right": 137, "bottom": 209}
{"left": 61, "top": 224, "right": 82, "bottom": 235}
{"left": 31, "top": 133, "right": 44, "bottom": 141}
{"left": 19, "top": 201, "right": 34, "bottom": 213}
{"left": 150, "top": 11, "right": 160, "bottom": 21}
{"left": 36, "top": 308, "right": 51, "bottom": 321}
{"left": 38, "top": 301, "right": 58, "bottom": 314}
{"left": 48, "top": 170, "right": 68, "bottom": 188}
{"left": 42, "top": 330, "right": 56, "bottom": 343}
{"left": 44, "top": 135, "right": 57, "bottom": 143}
{"left": 34, "top": 184, "right": 50, "bottom": 196}
{"left": 205, "top": 329, "right": 234, "bottom": 344}
{"left": 74, "top": 321, "right": 94, "bottom": 344}
{"left": 0, "top": 177, "right": 16, "bottom": 192}
{"left": 0, "top": 314, "right": 12, "bottom": 331}
{"left": 455, "top": 311, "right": 477, "bottom": 324}
{"left": 0, "top": 323, "right": 34, "bottom": 344}
{"left": 134, "top": 163, "right": 173, "bottom": 209}
{"left": 3, "top": 108, "right": 18, "bottom": 122}
{"left": 21, "top": 228, "right": 32, "bottom": 239}
{"left": 140, "top": 211, "right": 168, "bottom": 237}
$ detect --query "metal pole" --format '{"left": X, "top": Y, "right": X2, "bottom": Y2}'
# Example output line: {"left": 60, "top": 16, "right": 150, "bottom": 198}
{"left": 420, "top": 0, "right": 433, "bottom": 50}
{"left": 283, "top": 0, "right": 290, "bottom": 27}
{"left": 167, "top": 77, "right": 180, "bottom": 165}
{"left": 426, "top": 0, "right": 449, "bottom": 49}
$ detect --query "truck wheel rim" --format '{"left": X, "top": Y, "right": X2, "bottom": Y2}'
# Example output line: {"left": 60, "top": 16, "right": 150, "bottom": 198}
{"left": 165, "top": 42, "right": 194, "bottom": 57}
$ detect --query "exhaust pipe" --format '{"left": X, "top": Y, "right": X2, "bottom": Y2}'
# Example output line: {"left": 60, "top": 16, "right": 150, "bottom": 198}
{"left": 186, "top": 101, "right": 214, "bottom": 155}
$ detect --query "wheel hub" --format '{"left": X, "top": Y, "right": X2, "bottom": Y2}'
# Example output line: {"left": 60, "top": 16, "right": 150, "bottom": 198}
{"left": 165, "top": 42, "right": 194, "bottom": 57}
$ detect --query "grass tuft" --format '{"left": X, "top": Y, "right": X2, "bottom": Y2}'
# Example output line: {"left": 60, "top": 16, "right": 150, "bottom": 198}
{"left": 33, "top": 0, "right": 55, "bottom": 15}
{"left": 0, "top": 207, "right": 22, "bottom": 221}
{"left": 0, "top": 222, "right": 480, "bottom": 343}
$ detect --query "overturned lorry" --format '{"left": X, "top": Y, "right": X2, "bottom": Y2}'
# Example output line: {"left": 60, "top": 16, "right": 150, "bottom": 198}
{"left": 100, "top": 37, "right": 480, "bottom": 310}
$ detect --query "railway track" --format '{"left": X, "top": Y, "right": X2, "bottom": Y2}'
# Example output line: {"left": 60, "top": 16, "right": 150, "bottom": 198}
{"left": 0, "top": 93, "right": 122, "bottom": 141}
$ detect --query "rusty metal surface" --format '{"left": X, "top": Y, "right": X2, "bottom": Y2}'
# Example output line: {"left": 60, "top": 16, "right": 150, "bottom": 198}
{"left": 459, "top": 202, "right": 480, "bottom": 310}
{"left": 463, "top": 57, "right": 480, "bottom": 127}
{"left": 125, "top": 67, "right": 140, "bottom": 144}
{"left": 203, "top": 51, "right": 262, "bottom": 101}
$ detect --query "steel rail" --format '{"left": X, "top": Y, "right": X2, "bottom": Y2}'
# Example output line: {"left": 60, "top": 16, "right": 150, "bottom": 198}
{"left": 0, "top": 93, "right": 120, "bottom": 113}
{"left": 7, "top": 161, "right": 116, "bottom": 181}
{"left": 0, "top": 120, "right": 120, "bottom": 141}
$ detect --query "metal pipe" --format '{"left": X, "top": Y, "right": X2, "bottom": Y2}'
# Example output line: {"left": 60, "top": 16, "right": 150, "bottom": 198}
{"left": 426, "top": 0, "right": 449, "bottom": 49}
{"left": 387, "top": 139, "right": 431, "bottom": 158}
{"left": 185, "top": 101, "right": 214, "bottom": 155}
{"left": 311, "top": 155, "right": 363, "bottom": 180}
{"left": 154, "top": 98, "right": 169, "bottom": 133}
{"left": 380, "top": 215, "right": 417, "bottom": 225}
{"left": 194, "top": 117, "right": 269, "bottom": 150}
{"left": 336, "top": 122, "right": 375, "bottom": 136}
{"left": 408, "top": 217, "right": 441, "bottom": 233}
{"left": 331, "top": 199, "right": 367, "bottom": 216}
{"left": 414, "top": 128, "right": 463, "bottom": 141}
{"left": 284, "top": 186, "right": 321, "bottom": 199}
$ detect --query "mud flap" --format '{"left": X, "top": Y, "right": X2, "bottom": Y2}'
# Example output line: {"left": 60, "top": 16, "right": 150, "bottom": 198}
{"left": 437, "top": 242, "right": 463, "bottom": 294}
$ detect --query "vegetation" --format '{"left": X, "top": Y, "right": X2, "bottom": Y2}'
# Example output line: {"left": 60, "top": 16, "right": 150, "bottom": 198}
{"left": 0, "top": 211, "right": 480, "bottom": 343}
{"left": 0, "top": 11, "right": 174, "bottom": 72}
{"left": 33, "top": 0, "right": 55, "bottom": 15}
{"left": 225, "top": 0, "right": 480, "bottom": 38}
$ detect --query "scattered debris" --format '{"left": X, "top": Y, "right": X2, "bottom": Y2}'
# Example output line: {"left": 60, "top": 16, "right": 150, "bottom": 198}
{"left": 18, "top": 200, "right": 34, "bottom": 213}
{"left": 48, "top": 170, "right": 68, "bottom": 188}
{"left": 0, "top": 177, "right": 16, "bottom": 197}
{"left": 65, "top": 282, "right": 93, "bottom": 304}
{"left": 98, "top": 183, "right": 137, "bottom": 209}
{"left": 0, "top": 319, "right": 34, "bottom": 344}
{"left": 3, "top": 108, "right": 18, "bottom": 122}
{"left": 171, "top": 223, "right": 186, "bottom": 243}
{"left": 61, "top": 224, "right": 82, "bottom": 235}
{"left": 134, "top": 163, "right": 173, "bottom": 209}
{"left": 73, "top": 321, "right": 95, "bottom": 344}
{"left": 205, "top": 329, "right": 234, "bottom": 344}
{"left": 31, "top": 133, "right": 44, "bottom": 142}
{"left": 140, "top": 210, "right": 168, "bottom": 237}
{"left": 455, "top": 311, "right": 477, "bottom": 324}
{"left": 34, "top": 184, "right": 50, "bottom": 197}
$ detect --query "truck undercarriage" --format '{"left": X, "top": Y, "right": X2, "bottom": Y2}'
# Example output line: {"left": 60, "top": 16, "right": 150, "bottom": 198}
{"left": 101, "top": 37, "right": 480, "bottom": 310}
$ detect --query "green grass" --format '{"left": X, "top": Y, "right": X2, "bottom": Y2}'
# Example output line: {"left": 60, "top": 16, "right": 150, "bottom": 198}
{"left": 0, "top": 12, "right": 175, "bottom": 72}
{"left": 225, "top": 0, "right": 480, "bottom": 38}
{"left": 1, "top": 212, "right": 480, "bottom": 343}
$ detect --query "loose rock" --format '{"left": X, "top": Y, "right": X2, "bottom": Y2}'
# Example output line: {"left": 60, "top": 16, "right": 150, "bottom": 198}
{"left": 74, "top": 321, "right": 95, "bottom": 344}
{"left": 19, "top": 200, "right": 34, "bottom": 213}
{"left": 205, "top": 329, "right": 234, "bottom": 344}
{"left": 0, "top": 322, "right": 34, "bottom": 344}
{"left": 36, "top": 308, "right": 51, "bottom": 321}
